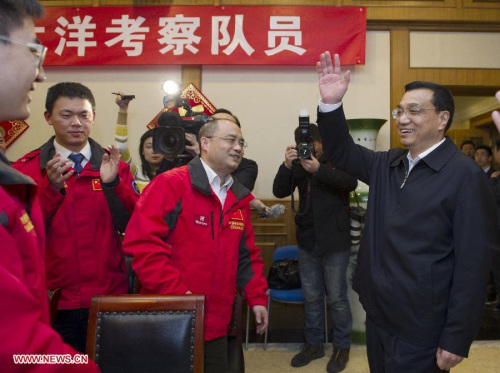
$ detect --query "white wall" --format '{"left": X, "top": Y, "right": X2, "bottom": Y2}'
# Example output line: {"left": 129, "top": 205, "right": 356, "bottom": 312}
{"left": 7, "top": 31, "right": 390, "bottom": 199}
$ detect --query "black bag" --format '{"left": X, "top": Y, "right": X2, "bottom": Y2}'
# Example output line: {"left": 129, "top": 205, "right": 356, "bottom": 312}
{"left": 267, "top": 258, "right": 301, "bottom": 290}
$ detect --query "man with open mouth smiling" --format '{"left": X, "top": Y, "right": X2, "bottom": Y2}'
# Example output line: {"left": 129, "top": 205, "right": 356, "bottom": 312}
{"left": 315, "top": 51, "right": 496, "bottom": 373}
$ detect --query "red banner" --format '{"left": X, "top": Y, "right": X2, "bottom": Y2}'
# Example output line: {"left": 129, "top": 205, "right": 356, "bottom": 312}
{"left": 35, "top": 6, "right": 366, "bottom": 66}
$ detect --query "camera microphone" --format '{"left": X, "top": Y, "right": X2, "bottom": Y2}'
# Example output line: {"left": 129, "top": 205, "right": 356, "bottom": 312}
{"left": 259, "top": 204, "right": 286, "bottom": 219}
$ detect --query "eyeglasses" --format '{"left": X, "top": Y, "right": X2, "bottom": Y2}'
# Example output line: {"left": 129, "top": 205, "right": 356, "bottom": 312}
{"left": 392, "top": 107, "right": 436, "bottom": 120}
{"left": 0, "top": 35, "right": 47, "bottom": 70}
{"left": 206, "top": 136, "right": 248, "bottom": 149}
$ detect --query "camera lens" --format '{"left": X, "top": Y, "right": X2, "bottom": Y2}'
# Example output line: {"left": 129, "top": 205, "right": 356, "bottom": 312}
{"left": 152, "top": 127, "right": 185, "bottom": 155}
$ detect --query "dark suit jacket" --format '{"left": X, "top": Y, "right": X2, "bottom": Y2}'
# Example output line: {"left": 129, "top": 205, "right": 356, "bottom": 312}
{"left": 318, "top": 105, "right": 496, "bottom": 358}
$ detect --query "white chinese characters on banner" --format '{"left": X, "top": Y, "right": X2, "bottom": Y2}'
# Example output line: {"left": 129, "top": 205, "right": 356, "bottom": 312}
{"left": 265, "top": 16, "right": 306, "bottom": 56}
{"left": 34, "top": 6, "right": 367, "bottom": 66}
{"left": 212, "top": 15, "right": 254, "bottom": 56}
{"left": 55, "top": 15, "right": 97, "bottom": 57}
{"left": 158, "top": 14, "right": 201, "bottom": 55}
{"left": 49, "top": 14, "right": 305, "bottom": 58}
{"left": 105, "top": 15, "right": 149, "bottom": 57}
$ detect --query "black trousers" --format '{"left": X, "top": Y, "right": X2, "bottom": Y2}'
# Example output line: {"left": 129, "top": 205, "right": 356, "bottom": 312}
{"left": 54, "top": 308, "right": 89, "bottom": 354}
{"left": 205, "top": 336, "right": 228, "bottom": 373}
{"left": 366, "top": 317, "right": 449, "bottom": 373}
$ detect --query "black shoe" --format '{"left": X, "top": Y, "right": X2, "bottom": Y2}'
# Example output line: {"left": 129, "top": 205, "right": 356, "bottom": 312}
{"left": 291, "top": 343, "right": 325, "bottom": 367}
{"left": 327, "top": 347, "right": 350, "bottom": 373}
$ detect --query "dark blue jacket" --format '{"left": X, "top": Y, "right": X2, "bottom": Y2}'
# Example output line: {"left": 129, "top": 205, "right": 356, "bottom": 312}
{"left": 318, "top": 105, "right": 496, "bottom": 357}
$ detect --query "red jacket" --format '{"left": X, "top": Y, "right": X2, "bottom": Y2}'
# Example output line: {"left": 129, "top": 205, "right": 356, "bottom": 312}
{"left": 13, "top": 138, "right": 139, "bottom": 309}
{"left": 0, "top": 157, "right": 98, "bottom": 372}
{"left": 123, "top": 157, "right": 268, "bottom": 341}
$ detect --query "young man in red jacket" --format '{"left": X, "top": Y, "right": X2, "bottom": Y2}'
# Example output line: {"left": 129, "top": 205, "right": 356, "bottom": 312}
{"left": 0, "top": 1, "right": 98, "bottom": 371}
{"left": 123, "top": 117, "right": 268, "bottom": 373}
{"left": 13, "top": 82, "right": 139, "bottom": 354}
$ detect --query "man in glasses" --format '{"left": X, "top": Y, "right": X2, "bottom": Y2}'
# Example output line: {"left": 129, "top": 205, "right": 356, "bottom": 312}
{"left": 0, "top": 1, "right": 98, "bottom": 371}
{"left": 315, "top": 52, "right": 496, "bottom": 372}
{"left": 123, "top": 117, "right": 268, "bottom": 373}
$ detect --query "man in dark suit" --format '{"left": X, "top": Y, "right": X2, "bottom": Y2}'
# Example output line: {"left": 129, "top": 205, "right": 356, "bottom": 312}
{"left": 273, "top": 123, "right": 357, "bottom": 373}
{"left": 475, "top": 144, "right": 495, "bottom": 177}
{"left": 315, "top": 51, "right": 496, "bottom": 372}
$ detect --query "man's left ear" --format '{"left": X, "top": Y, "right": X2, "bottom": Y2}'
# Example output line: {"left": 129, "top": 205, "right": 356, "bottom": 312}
{"left": 438, "top": 111, "right": 450, "bottom": 131}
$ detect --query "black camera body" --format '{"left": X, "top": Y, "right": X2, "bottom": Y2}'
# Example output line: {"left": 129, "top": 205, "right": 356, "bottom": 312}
{"left": 296, "top": 111, "right": 314, "bottom": 160}
{"left": 152, "top": 112, "right": 208, "bottom": 157}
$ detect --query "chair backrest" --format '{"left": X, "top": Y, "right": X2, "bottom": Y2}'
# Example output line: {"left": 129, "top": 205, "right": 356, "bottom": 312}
{"left": 86, "top": 294, "right": 205, "bottom": 373}
{"left": 47, "top": 288, "right": 61, "bottom": 327}
{"left": 272, "top": 245, "right": 299, "bottom": 262}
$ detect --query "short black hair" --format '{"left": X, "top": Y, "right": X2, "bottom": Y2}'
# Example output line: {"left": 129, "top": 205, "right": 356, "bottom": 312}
{"left": 460, "top": 140, "right": 475, "bottom": 149}
{"left": 475, "top": 144, "right": 493, "bottom": 157}
{"left": 212, "top": 108, "right": 241, "bottom": 127}
{"left": 0, "top": 0, "right": 44, "bottom": 38}
{"left": 495, "top": 140, "right": 500, "bottom": 151}
{"left": 404, "top": 81, "right": 454, "bottom": 131}
{"left": 45, "top": 82, "right": 96, "bottom": 113}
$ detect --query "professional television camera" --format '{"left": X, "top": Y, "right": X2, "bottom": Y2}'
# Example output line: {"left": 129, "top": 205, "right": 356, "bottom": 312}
{"left": 152, "top": 88, "right": 209, "bottom": 157}
{"left": 152, "top": 111, "right": 207, "bottom": 157}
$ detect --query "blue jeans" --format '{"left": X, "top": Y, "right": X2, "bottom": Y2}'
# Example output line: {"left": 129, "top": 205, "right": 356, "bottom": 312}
{"left": 298, "top": 246, "right": 352, "bottom": 348}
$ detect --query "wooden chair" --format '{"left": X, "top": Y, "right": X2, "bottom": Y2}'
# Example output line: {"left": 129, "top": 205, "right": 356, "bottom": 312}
{"left": 86, "top": 294, "right": 204, "bottom": 373}
{"left": 227, "top": 289, "right": 245, "bottom": 373}
{"left": 47, "top": 288, "right": 61, "bottom": 327}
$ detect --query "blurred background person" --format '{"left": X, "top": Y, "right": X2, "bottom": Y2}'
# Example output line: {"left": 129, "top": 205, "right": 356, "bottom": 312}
{"left": 475, "top": 144, "right": 495, "bottom": 177}
{"left": 460, "top": 139, "right": 475, "bottom": 159}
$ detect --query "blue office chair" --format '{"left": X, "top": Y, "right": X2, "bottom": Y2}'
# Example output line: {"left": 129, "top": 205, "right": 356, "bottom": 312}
{"left": 245, "top": 245, "right": 328, "bottom": 350}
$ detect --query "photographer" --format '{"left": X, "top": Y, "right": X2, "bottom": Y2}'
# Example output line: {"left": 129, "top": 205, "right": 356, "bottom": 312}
{"left": 272, "top": 123, "right": 357, "bottom": 373}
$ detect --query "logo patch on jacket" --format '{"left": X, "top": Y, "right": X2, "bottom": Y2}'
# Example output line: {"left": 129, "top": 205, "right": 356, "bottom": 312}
{"left": 194, "top": 214, "right": 208, "bottom": 226}
{"left": 229, "top": 209, "right": 245, "bottom": 231}
{"left": 92, "top": 179, "right": 102, "bottom": 191}
{"left": 20, "top": 212, "right": 34, "bottom": 233}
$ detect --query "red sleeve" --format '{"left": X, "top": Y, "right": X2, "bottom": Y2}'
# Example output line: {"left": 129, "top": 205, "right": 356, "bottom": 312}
{"left": 240, "top": 204, "right": 269, "bottom": 309}
{"left": 0, "top": 231, "right": 99, "bottom": 372}
{"left": 122, "top": 174, "right": 189, "bottom": 295}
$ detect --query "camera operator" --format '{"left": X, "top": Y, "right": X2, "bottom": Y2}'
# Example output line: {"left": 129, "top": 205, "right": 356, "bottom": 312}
{"left": 155, "top": 110, "right": 201, "bottom": 174}
{"left": 272, "top": 123, "right": 357, "bottom": 373}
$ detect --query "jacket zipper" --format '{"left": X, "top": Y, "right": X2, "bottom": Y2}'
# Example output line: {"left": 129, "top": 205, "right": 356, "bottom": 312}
{"left": 400, "top": 162, "right": 409, "bottom": 189}
{"left": 211, "top": 211, "right": 214, "bottom": 240}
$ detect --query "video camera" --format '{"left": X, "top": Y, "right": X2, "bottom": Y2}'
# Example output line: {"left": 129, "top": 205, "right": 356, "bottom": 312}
{"left": 152, "top": 99, "right": 208, "bottom": 157}
{"left": 296, "top": 110, "right": 314, "bottom": 160}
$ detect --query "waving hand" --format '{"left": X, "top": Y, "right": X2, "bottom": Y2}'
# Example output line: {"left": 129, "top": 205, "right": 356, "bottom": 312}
{"left": 316, "top": 52, "right": 351, "bottom": 105}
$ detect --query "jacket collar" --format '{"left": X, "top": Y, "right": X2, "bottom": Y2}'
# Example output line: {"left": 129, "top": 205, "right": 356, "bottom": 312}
{"left": 390, "top": 137, "right": 456, "bottom": 172}
{"left": 188, "top": 156, "right": 251, "bottom": 202}
{"left": 38, "top": 136, "right": 105, "bottom": 170}
{"left": 0, "top": 159, "right": 36, "bottom": 186}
